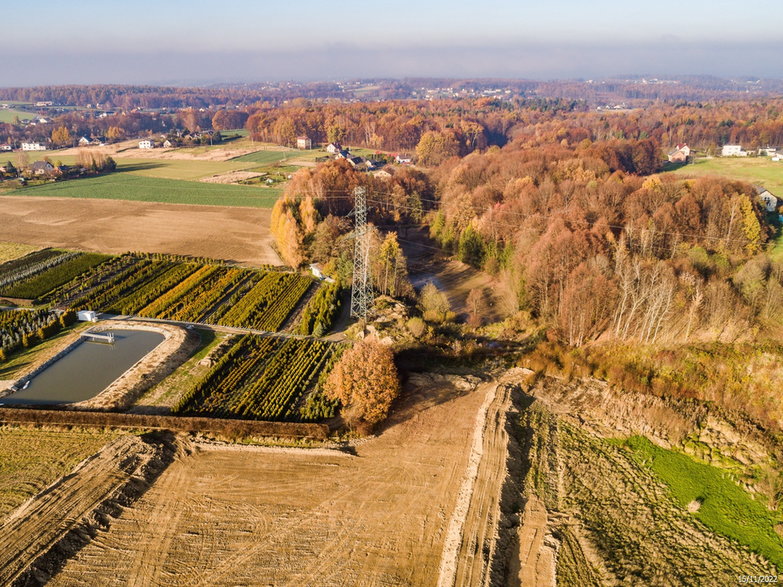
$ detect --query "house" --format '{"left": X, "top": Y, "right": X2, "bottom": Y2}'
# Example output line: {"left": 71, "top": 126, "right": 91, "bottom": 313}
{"left": 759, "top": 147, "right": 778, "bottom": 157}
{"left": 667, "top": 143, "right": 690, "bottom": 163}
{"left": 30, "top": 161, "right": 55, "bottom": 176}
{"left": 35, "top": 101, "right": 53, "bottom": 107}
{"left": 755, "top": 186, "right": 779, "bottom": 212}
{"left": 395, "top": 154, "right": 413, "bottom": 165}
{"left": 721, "top": 144, "right": 747, "bottom": 157}
{"left": 78, "top": 136, "right": 91, "bottom": 146}
{"left": 296, "top": 136, "right": 312, "bottom": 150}
{"left": 325, "top": 142, "right": 342, "bottom": 154}
{"left": 373, "top": 168, "right": 394, "bottom": 180}
{"left": 91, "top": 137, "right": 106, "bottom": 146}
{"left": 21, "top": 142, "right": 46, "bottom": 151}
{"left": 138, "top": 139, "right": 153, "bottom": 149}
{"left": 163, "top": 139, "right": 173, "bottom": 148}
{"left": 0, "top": 144, "right": 11, "bottom": 151}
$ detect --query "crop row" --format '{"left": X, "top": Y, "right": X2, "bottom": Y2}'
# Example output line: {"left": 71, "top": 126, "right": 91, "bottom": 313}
{"left": 0, "top": 249, "right": 68, "bottom": 289}
{"left": 296, "top": 281, "right": 341, "bottom": 336}
{"left": 40, "top": 252, "right": 312, "bottom": 332}
{"left": 0, "top": 253, "right": 111, "bottom": 301}
{"left": 218, "top": 273, "right": 313, "bottom": 331}
{"left": 175, "top": 335, "right": 336, "bottom": 421}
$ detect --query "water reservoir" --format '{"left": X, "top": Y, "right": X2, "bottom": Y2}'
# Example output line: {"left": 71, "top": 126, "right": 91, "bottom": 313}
{"left": 1, "top": 329, "right": 164, "bottom": 406}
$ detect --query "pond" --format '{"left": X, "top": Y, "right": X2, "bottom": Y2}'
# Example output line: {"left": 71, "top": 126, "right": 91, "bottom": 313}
{"left": 0, "top": 329, "right": 164, "bottom": 406}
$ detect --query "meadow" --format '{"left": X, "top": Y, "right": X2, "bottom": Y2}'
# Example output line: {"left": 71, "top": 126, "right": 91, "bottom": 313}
{"left": 0, "top": 427, "right": 117, "bottom": 519}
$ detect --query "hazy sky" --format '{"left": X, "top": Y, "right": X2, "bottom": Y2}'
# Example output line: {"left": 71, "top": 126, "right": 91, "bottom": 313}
{"left": 3, "top": 0, "right": 781, "bottom": 85}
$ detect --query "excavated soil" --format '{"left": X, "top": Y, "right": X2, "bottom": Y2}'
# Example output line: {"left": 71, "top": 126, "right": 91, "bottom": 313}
{"left": 46, "top": 373, "right": 514, "bottom": 587}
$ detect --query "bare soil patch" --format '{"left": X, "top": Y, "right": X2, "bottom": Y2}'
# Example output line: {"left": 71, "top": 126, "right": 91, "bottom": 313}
{"left": 0, "top": 196, "right": 280, "bottom": 266}
{"left": 50, "top": 374, "right": 489, "bottom": 586}
{"left": 199, "top": 170, "right": 263, "bottom": 184}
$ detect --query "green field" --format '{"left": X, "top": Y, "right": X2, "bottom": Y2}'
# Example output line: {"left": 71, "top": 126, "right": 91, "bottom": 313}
{"left": 0, "top": 108, "right": 37, "bottom": 124}
{"left": 669, "top": 156, "right": 783, "bottom": 196}
{"left": 621, "top": 435, "right": 783, "bottom": 568}
{"left": 117, "top": 158, "right": 255, "bottom": 180}
{"left": 231, "top": 148, "right": 318, "bottom": 164}
{"left": 15, "top": 173, "right": 281, "bottom": 207}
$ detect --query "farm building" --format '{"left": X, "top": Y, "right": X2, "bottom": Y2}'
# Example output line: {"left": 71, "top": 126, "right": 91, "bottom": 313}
{"left": 296, "top": 136, "right": 312, "bottom": 150}
{"left": 21, "top": 142, "right": 46, "bottom": 151}
{"left": 138, "top": 139, "right": 153, "bottom": 149}
{"left": 667, "top": 144, "right": 690, "bottom": 163}
{"left": 0, "top": 144, "right": 11, "bottom": 151}
{"left": 325, "top": 142, "right": 342, "bottom": 154}
{"left": 721, "top": 144, "right": 747, "bottom": 157}
{"left": 395, "top": 154, "right": 413, "bottom": 164}
{"left": 755, "top": 186, "right": 779, "bottom": 213}
{"left": 77, "top": 310, "right": 98, "bottom": 322}
{"left": 78, "top": 136, "right": 91, "bottom": 146}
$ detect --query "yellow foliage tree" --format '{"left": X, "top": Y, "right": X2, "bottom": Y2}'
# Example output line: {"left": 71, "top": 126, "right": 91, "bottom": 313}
{"left": 51, "top": 126, "right": 71, "bottom": 146}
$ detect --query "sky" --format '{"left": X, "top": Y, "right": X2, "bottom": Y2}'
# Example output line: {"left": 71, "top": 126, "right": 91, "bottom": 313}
{"left": 3, "top": 0, "right": 782, "bottom": 85}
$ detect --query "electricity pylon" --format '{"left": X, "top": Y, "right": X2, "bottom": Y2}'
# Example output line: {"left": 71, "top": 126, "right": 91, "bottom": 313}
{"left": 350, "top": 186, "right": 373, "bottom": 319}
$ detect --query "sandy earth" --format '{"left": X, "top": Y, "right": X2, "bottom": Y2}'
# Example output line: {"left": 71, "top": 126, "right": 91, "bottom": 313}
{"left": 54, "top": 140, "right": 291, "bottom": 163}
{"left": 0, "top": 196, "right": 280, "bottom": 266}
{"left": 47, "top": 375, "right": 503, "bottom": 587}
{"left": 0, "top": 434, "right": 176, "bottom": 586}
{"left": 199, "top": 170, "right": 263, "bottom": 184}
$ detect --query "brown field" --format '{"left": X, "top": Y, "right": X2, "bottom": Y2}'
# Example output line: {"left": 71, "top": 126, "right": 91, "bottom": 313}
{"left": 47, "top": 375, "right": 507, "bottom": 586}
{"left": 0, "top": 196, "right": 280, "bottom": 266}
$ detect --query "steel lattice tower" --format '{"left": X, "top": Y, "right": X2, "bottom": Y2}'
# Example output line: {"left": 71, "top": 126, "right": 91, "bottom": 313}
{"left": 350, "top": 186, "right": 373, "bottom": 319}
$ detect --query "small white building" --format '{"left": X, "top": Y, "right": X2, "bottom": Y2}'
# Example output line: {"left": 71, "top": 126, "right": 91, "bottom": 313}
{"left": 77, "top": 310, "right": 98, "bottom": 322}
{"left": 0, "top": 144, "right": 11, "bottom": 151}
{"left": 756, "top": 186, "right": 779, "bottom": 213}
{"left": 721, "top": 144, "right": 747, "bottom": 157}
{"left": 325, "top": 142, "right": 342, "bottom": 154}
{"left": 78, "top": 136, "right": 91, "bottom": 146}
{"left": 296, "top": 136, "right": 312, "bottom": 150}
{"left": 138, "top": 139, "right": 153, "bottom": 149}
{"left": 21, "top": 142, "right": 46, "bottom": 151}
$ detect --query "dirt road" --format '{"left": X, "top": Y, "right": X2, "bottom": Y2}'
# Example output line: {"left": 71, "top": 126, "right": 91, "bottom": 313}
{"left": 0, "top": 196, "right": 280, "bottom": 266}
{"left": 50, "top": 375, "right": 491, "bottom": 586}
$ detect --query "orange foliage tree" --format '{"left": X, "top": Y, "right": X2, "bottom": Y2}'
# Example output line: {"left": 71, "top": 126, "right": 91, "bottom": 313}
{"left": 324, "top": 339, "right": 400, "bottom": 426}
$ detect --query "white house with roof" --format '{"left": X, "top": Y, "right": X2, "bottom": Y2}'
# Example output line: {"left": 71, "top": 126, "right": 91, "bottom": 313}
{"left": 21, "top": 142, "right": 46, "bottom": 151}
{"left": 138, "top": 139, "right": 153, "bottom": 149}
{"left": 721, "top": 144, "right": 747, "bottom": 157}
{"left": 755, "top": 186, "right": 779, "bottom": 212}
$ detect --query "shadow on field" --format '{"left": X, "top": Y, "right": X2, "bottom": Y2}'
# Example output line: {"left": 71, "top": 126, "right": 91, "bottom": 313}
{"left": 116, "top": 162, "right": 165, "bottom": 173}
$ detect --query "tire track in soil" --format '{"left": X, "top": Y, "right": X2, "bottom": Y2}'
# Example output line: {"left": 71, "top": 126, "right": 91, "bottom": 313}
{"left": 0, "top": 434, "right": 176, "bottom": 586}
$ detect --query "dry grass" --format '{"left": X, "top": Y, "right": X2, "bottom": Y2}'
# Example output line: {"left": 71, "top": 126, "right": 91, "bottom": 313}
{"left": 0, "top": 426, "right": 117, "bottom": 519}
{"left": 0, "top": 242, "right": 40, "bottom": 265}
